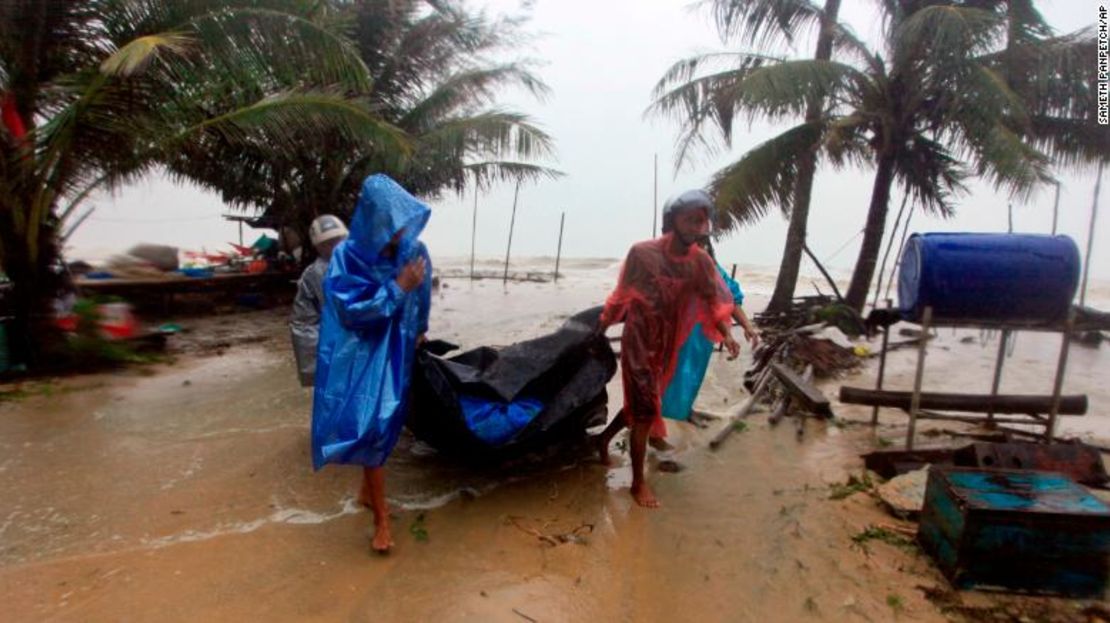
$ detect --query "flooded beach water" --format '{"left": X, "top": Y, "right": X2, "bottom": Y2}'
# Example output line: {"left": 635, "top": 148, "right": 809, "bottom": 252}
{"left": 1, "top": 258, "right": 1108, "bottom": 621}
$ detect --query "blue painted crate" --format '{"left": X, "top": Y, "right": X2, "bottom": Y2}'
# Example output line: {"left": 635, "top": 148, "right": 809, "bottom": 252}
{"left": 918, "top": 467, "right": 1110, "bottom": 597}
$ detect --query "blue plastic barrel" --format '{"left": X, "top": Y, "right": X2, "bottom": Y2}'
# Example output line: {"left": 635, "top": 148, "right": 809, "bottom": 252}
{"left": 898, "top": 233, "right": 1080, "bottom": 324}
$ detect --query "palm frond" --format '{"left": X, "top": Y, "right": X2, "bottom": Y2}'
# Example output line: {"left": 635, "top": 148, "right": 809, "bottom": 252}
{"left": 400, "top": 64, "right": 549, "bottom": 131}
{"left": 974, "top": 123, "right": 1052, "bottom": 199}
{"left": 459, "top": 161, "right": 563, "bottom": 193}
{"left": 176, "top": 7, "right": 373, "bottom": 93}
{"left": 650, "top": 58, "right": 866, "bottom": 166}
{"left": 698, "top": 0, "right": 824, "bottom": 50}
{"left": 893, "top": 5, "right": 1004, "bottom": 66}
{"left": 168, "top": 92, "right": 411, "bottom": 164}
{"left": 100, "top": 32, "right": 194, "bottom": 77}
{"left": 708, "top": 120, "right": 826, "bottom": 232}
{"left": 418, "top": 110, "right": 555, "bottom": 162}
{"left": 893, "top": 135, "right": 968, "bottom": 217}
{"left": 1025, "top": 116, "right": 1110, "bottom": 171}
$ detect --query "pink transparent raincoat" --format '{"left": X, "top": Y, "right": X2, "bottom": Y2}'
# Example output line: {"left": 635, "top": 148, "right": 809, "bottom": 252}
{"left": 600, "top": 233, "right": 735, "bottom": 431}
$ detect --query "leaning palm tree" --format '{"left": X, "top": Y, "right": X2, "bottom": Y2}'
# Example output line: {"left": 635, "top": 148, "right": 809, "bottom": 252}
{"left": 652, "top": 0, "right": 1103, "bottom": 312}
{"left": 175, "top": 0, "right": 562, "bottom": 250}
{"left": 0, "top": 0, "right": 403, "bottom": 366}
{"left": 697, "top": 0, "right": 843, "bottom": 314}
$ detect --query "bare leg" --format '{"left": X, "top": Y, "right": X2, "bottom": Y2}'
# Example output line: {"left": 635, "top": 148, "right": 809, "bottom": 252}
{"left": 357, "top": 469, "right": 372, "bottom": 508}
{"left": 648, "top": 414, "right": 673, "bottom": 451}
{"left": 595, "top": 408, "right": 627, "bottom": 466}
{"left": 363, "top": 467, "right": 393, "bottom": 553}
{"left": 629, "top": 420, "right": 660, "bottom": 508}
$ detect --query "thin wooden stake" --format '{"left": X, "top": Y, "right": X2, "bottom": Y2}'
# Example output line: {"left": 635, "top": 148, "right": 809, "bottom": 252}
{"left": 906, "top": 306, "right": 932, "bottom": 450}
{"left": 1051, "top": 181, "right": 1061, "bottom": 236}
{"left": 503, "top": 179, "right": 521, "bottom": 285}
{"left": 1080, "top": 161, "right": 1103, "bottom": 307}
{"left": 554, "top": 211, "right": 565, "bottom": 283}
{"left": 470, "top": 185, "right": 479, "bottom": 280}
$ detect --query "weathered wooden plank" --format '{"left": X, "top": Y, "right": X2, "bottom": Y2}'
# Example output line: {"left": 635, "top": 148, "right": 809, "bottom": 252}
{"left": 771, "top": 362, "right": 832, "bottom": 417}
{"left": 840, "top": 386, "right": 1088, "bottom": 415}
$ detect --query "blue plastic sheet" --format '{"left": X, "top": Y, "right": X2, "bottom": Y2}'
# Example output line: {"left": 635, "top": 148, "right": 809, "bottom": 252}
{"left": 458, "top": 395, "right": 545, "bottom": 446}
{"left": 311, "top": 175, "right": 432, "bottom": 469}
{"left": 660, "top": 263, "right": 744, "bottom": 420}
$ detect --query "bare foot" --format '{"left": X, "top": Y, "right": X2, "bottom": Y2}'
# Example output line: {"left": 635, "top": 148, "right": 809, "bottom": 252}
{"left": 648, "top": 436, "right": 674, "bottom": 452}
{"left": 630, "top": 482, "right": 661, "bottom": 508}
{"left": 594, "top": 435, "right": 612, "bottom": 466}
{"left": 370, "top": 522, "right": 393, "bottom": 554}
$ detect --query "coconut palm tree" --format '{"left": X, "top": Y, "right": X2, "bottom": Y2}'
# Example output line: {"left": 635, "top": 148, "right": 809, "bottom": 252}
{"left": 173, "top": 0, "right": 562, "bottom": 249}
{"left": 652, "top": 0, "right": 1104, "bottom": 312}
{"left": 695, "top": 0, "right": 843, "bottom": 314}
{"left": 0, "top": 0, "right": 401, "bottom": 366}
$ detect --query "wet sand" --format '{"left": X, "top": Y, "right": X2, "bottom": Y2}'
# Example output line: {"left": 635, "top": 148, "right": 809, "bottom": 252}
{"left": 2, "top": 258, "right": 1108, "bottom": 621}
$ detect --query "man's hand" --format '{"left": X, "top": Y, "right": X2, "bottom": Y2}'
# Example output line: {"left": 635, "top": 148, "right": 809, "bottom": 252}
{"left": 416, "top": 333, "right": 427, "bottom": 348}
{"left": 723, "top": 335, "right": 741, "bottom": 360}
{"left": 397, "top": 257, "right": 426, "bottom": 292}
{"left": 743, "top": 326, "right": 760, "bottom": 349}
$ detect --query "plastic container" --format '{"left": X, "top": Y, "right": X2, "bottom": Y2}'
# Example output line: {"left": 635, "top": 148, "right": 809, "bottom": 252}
{"left": 898, "top": 233, "right": 1080, "bottom": 324}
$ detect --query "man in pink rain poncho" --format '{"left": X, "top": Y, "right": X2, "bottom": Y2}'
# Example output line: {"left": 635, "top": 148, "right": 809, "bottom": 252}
{"left": 596, "top": 189, "right": 740, "bottom": 507}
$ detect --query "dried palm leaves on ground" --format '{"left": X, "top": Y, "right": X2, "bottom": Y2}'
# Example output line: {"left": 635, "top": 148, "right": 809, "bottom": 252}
{"left": 747, "top": 296, "right": 863, "bottom": 391}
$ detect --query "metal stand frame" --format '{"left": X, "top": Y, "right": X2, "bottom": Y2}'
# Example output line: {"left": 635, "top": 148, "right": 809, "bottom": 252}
{"left": 871, "top": 306, "right": 1077, "bottom": 450}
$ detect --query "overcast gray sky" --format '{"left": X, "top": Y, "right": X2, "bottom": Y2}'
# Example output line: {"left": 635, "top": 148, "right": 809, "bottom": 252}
{"left": 68, "top": 0, "right": 1107, "bottom": 280}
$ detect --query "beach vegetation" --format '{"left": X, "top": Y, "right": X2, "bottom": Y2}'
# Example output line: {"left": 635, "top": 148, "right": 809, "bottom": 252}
{"left": 651, "top": 0, "right": 1105, "bottom": 312}
{"left": 176, "top": 0, "right": 562, "bottom": 253}
{"left": 0, "top": 0, "right": 384, "bottom": 367}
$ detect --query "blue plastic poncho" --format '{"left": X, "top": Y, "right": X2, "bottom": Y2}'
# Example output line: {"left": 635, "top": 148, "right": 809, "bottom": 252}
{"left": 659, "top": 262, "right": 744, "bottom": 421}
{"left": 311, "top": 175, "right": 432, "bottom": 469}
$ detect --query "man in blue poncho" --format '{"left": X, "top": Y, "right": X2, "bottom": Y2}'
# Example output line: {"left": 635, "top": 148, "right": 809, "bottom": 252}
{"left": 312, "top": 174, "right": 432, "bottom": 554}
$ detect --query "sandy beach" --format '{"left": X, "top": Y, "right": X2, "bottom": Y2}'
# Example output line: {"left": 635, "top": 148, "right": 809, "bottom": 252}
{"left": 1, "top": 257, "right": 1109, "bottom": 622}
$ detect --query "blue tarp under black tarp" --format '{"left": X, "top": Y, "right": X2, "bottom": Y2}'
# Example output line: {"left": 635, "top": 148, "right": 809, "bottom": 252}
{"left": 409, "top": 306, "right": 617, "bottom": 461}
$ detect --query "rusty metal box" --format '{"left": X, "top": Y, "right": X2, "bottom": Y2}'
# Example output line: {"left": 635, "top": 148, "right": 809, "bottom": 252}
{"left": 917, "top": 467, "right": 1110, "bottom": 596}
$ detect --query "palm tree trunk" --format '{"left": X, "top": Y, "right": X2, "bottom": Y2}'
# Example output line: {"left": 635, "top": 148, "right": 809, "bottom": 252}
{"left": 765, "top": 0, "right": 842, "bottom": 314}
{"left": 767, "top": 154, "right": 816, "bottom": 312}
{"left": 0, "top": 211, "right": 63, "bottom": 369}
{"left": 845, "top": 151, "right": 897, "bottom": 311}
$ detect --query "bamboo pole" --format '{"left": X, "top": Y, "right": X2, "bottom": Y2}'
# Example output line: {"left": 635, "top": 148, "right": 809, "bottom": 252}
{"left": 873, "top": 189, "right": 911, "bottom": 309}
{"left": 1080, "top": 161, "right": 1103, "bottom": 307}
{"left": 1046, "top": 311, "right": 1075, "bottom": 441}
{"left": 470, "top": 185, "right": 479, "bottom": 280}
{"left": 987, "top": 329, "right": 1010, "bottom": 424}
{"left": 802, "top": 244, "right": 843, "bottom": 301}
{"left": 710, "top": 365, "right": 775, "bottom": 450}
{"left": 502, "top": 179, "right": 521, "bottom": 286}
{"left": 1051, "top": 181, "right": 1061, "bottom": 236}
{"left": 883, "top": 204, "right": 916, "bottom": 301}
{"left": 554, "top": 211, "right": 565, "bottom": 283}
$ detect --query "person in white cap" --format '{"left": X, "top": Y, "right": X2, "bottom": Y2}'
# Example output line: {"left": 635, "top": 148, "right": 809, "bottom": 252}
{"left": 290, "top": 214, "right": 349, "bottom": 386}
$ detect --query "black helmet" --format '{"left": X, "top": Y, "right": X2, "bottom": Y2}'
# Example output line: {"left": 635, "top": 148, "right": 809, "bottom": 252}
{"left": 661, "top": 189, "right": 713, "bottom": 233}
